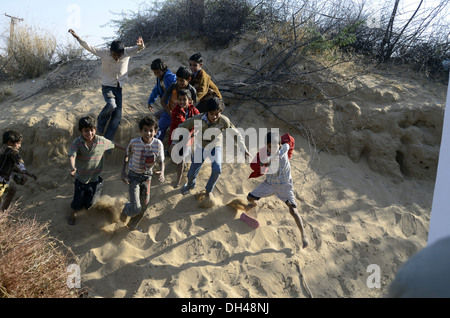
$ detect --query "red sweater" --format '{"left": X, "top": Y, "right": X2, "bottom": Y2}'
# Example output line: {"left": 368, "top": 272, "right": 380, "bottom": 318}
{"left": 248, "top": 133, "right": 295, "bottom": 178}
{"left": 169, "top": 104, "right": 200, "bottom": 146}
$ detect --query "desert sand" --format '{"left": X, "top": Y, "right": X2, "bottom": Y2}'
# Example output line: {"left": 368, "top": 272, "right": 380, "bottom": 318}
{"left": 0, "top": 34, "right": 447, "bottom": 298}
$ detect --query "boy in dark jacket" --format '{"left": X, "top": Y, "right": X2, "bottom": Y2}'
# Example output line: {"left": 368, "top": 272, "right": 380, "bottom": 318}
{"left": 189, "top": 53, "right": 222, "bottom": 113}
{"left": 0, "top": 130, "right": 37, "bottom": 211}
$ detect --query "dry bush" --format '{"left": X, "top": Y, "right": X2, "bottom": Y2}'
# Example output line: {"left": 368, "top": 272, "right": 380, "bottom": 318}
{"left": 114, "top": 0, "right": 253, "bottom": 46}
{"left": 7, "top": 24, "right": 56, "bottom": 79}
{"left": 54, "top": 41, "right": 85, "bottom": 64}
{"left": 43, "top": 61, "right": 96, "bottom": 91}
{"left": 0, "top": 205, "right": 81, "bottom": 298}
{"left": 0, "top": 86, "right": 14, "bottom": 103}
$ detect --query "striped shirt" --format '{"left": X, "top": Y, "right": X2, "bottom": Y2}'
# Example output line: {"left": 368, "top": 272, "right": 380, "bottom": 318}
{"left": 126, "top": 137, "right": 164, "bottom": 175}
{"left": 265, "top": 143, "right": 292, "bottom": 185}
{"left": 68, "top": 135, "right": 115, "bottom": 184}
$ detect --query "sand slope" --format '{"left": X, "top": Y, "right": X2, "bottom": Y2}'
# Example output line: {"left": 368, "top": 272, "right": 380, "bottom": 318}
{"left": 0, "top": 36, "right": 446, "bottom": 298}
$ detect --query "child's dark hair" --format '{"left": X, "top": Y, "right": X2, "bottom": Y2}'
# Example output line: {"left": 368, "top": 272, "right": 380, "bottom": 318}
{"left": 177, "top": 88, "right": 192, "bottom": 101}
{"left": 176, "top": 66, "right": 192, "bottom": 81}
{"left": 189, "top": 53, "right": 203, "bottom": 64}
{"left": 151, "top": 58, "right": 168, "bottom": 72}
{"left": 2, "top": 130, "right": 23, "bottom": 144}
{"left": 78, "top": 116, "right": 96, "bottom": 131}
{"left": 110, "top": 40, "right": 125, "bottom": 54}
{"left": 266, "top": 132, "right": 280, "bottom": 145}
{"left": 139, "top": 115, "right": 159, "bottom": 131}
{"left": 206, "top": 97, "right": 225, "bottom": 112}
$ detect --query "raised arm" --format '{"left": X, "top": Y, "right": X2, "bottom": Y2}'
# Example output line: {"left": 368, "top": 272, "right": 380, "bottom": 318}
{"left": 125, "top": 36, "right": 145, "bottom": 56}
{"left": 68, "top": 29, "right": 109, "bottom": 58}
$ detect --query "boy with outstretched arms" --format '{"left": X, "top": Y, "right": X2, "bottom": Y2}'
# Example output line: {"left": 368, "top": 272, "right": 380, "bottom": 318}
{"left": 68, "top": 29, "right": 145, "bottom": 141}
{"left": 173, "top": 97, "right": 248, "bottom": 200}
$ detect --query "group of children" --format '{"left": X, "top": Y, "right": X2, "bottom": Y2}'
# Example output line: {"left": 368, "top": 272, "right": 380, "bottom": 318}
{"left": 0, "top": 31, "right": 308, "bottom": 249}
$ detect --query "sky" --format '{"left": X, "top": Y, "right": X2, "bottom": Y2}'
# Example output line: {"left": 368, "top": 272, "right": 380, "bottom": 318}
{"left": 0, "top": 0, "right": 447, "bottom": 52}
{"left": 1, "top": 0, "right": 147, "bottom": 50}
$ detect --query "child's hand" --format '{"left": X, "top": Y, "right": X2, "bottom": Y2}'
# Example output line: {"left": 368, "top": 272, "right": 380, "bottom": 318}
{"left": 68, "top": 29, "right": 79, "bottom": 40}
{"left": 154, "top": 170, "right": 165, "bottom": 183}
{"left": 121, "top": 171, "right": 129, "bottom": 184}
{"left": 148, "top": 103, "right": 154, "bottom": 112}
{"left": 26, "top": 171, "right": 37, "bottom": 181}
{"left": 70, "top": 168, "right": 76, "bottom": 177}
{"left": 136, "top": 36, "right": 144, "bottom": 46}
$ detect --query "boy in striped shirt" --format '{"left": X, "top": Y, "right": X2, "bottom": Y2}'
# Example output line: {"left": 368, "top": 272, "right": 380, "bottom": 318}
{"left": 120, "top": 115, "right": 165, "bottom": 225}
{"left": 68, "top": 116, "right": 124, "bottom": 225}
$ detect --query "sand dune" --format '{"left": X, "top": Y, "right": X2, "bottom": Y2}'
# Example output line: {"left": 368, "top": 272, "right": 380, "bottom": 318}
{"left": 0, "top": 35, "right": 446, "bottom": 298}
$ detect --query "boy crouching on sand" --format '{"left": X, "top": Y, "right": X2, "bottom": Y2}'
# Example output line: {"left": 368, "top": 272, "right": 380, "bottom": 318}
{"left": 68, "top": 116, "right": 124, "bottom": 225}
{"left": 0, "top": 130, "right": 37, "bottom": 211}
{"left": 120, "top": 115, "right": 165, "bottom": 225}
{"left": 245, "top": 132, "right": 309, "bottom": 249}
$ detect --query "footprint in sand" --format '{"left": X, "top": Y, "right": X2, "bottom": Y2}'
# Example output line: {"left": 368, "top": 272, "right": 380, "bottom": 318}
{"left": 153, "top": 222, "right": 172, "bottom": 242}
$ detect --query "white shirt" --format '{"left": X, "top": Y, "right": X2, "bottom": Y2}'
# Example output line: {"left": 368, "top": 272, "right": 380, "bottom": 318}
{"left": 77, "top": 38, "right": 145, "bottom": 87}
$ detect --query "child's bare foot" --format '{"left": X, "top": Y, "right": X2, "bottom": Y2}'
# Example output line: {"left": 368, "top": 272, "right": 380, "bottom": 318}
{"left": 302, "top": 235, "right": 309, "bottom": 249}
{"left": 68, "top": 212, "right": 76, "bottom": 225}
{"left": 120, "top": 212, "right": 128, "bottom": 223}
{"left": 247, "top": 200, "right": 257, "bottom": 208}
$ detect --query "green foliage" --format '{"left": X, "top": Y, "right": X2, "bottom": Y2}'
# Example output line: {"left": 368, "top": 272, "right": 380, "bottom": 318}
{"left": 303, "top": 21, "right": 363, "bottom": 54}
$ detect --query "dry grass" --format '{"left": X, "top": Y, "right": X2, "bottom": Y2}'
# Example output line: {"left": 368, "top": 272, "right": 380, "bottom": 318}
{"left": 6, "top": 24, "right": 56, "bottom": 79}
{"left": 0, "top": 204, "right": 82, "bottom": 298}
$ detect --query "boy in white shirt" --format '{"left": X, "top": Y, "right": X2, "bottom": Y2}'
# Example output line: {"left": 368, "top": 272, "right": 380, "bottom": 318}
{"left": 68, "top": 29, "right": 145, "bottom": 141}
{"left": 245, "top": 132, "right": 309, "bottom": 249}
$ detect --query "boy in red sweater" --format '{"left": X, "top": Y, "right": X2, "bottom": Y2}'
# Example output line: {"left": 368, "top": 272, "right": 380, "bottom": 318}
{"left": 168, "top": 89, "right": 200, "bottom": 187}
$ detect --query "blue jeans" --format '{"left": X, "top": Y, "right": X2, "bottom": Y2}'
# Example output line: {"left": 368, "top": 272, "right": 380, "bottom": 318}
{"left": 122, "top": 170, "right": 152, "bottom": 217}
{"left": 98, "top": 85, "right": 123, "bottom": 141}
{"left": 186, "top": 146, "right": 222, "bottom": 193}
{"left": 71, "top": 177, "right": 103, "bottom": 211}
{"left": 155, "top": 111, "right": 172, "bottom": 142}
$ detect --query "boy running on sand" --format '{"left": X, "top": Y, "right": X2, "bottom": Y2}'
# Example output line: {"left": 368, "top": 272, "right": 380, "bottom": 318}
{"left": 68, "top": 116, "right": 124, "bottom": 225}
{"left": 244, "top": 132, "right": 309, "bottom": 248}
{"left": 120, "top": 115, "right": 165, "bottom": 226}
{"left": 68, "top": 29, "right": 145, "bottom": 141}
{"left": 173, "top": 97, "right": 249, "bottom": 200}
{"left": 168, "top": 89, "right": 200, "bottom": 187}
{"left": 0, "top": 130, "right": 37, "bottom": 211}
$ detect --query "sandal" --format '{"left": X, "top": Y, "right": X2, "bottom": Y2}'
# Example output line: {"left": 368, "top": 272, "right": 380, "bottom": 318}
{"left": 180, "top": 183, "right": 191, "bottom": 195}
{"left": 240, "top": 212, "right": 260, "bottom": 229}
{"left": 68, "top": 215, "right": 75, "bottom": 226}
